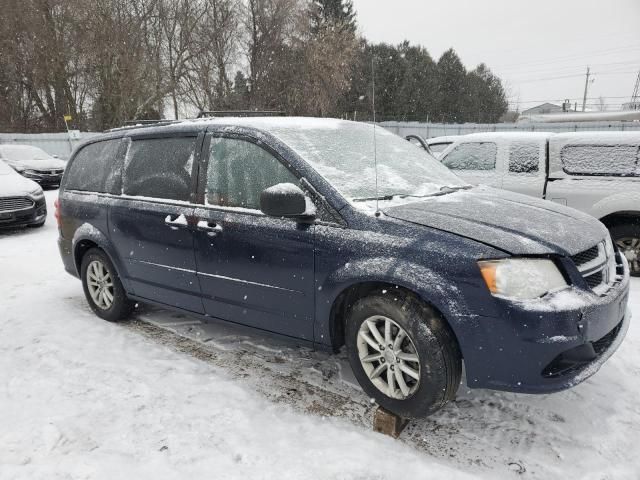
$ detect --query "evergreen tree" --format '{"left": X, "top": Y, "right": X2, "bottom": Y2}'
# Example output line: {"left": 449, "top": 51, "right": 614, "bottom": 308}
{"left": 435, "top": 48, "right": 467, "bottom": 123}
{"left": 310, "top": 0, "right": 356, "bottom": 33}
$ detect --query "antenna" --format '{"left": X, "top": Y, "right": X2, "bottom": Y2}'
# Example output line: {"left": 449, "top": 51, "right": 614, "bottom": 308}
{"left": 371, "top": 57, "right": 380, "bottom": 217}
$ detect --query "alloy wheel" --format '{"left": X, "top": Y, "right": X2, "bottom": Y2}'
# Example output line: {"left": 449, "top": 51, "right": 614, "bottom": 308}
{"left": 615, "top": 237, "right": 640, "bottom": 275}
{"left": 356, "top": 315, "right": 421, "bottom": 400}
{"left": 86, "top": 260, "right": 115, "bottom": 310}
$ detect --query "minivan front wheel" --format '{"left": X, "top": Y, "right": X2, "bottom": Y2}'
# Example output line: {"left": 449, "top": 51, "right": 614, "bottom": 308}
{"left": 81, "top": 248, "right": 134, "bottom": 321}
{"left": 345, "top": 292, "right": 461, "bottom": 418}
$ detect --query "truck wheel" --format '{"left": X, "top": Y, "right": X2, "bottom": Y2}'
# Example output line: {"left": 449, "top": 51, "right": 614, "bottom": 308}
{"left": 609, "top": 224, "right": 640, "bottom": 277}
{"left": 345, "top": 291, "right": 461, "bottom": 418}
{"left": 81, "top": 248, "right": 135, "bottom": 321}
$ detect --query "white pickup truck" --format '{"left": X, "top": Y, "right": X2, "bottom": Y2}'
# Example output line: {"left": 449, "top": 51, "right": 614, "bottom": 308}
{"left": 428, "top": 131, "right": 640, "bottom": 275}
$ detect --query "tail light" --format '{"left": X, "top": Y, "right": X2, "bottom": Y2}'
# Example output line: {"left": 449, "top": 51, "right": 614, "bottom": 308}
{"left": 54, "top": 198, "right": 61, "bottom": 227}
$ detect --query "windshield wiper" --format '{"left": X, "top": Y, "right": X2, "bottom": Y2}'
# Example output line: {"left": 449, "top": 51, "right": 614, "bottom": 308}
{"left": 352, "top": 186, "right": 472, "bottom": 202}
{"left": 432, "top": 185, "right": 473, "bottom": 196}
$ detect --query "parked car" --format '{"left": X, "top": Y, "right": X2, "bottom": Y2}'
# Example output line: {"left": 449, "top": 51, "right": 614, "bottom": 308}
{"left": 430, "top": 132, "right": 640, "bottom": 276}
{"left": 0, "top": 159, "right": 47, "bottom": 228}
{"left": 0, "top": 144, "right": 66, "bottom": 187}
{"left": 57, "top": 118, "right": 630, "bottom": 418}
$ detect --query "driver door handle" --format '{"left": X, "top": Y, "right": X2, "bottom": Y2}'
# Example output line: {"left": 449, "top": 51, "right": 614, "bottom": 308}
{"left": 197, "top": 220, "right": 223, "bottom": 237}
{"left": 164, "top": 214, "right": 189, "bottom": 230}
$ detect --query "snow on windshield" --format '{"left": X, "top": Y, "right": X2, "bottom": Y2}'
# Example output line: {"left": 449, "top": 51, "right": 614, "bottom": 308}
{"left": 264, "top": 119, "right": 467, "bottom": 202}
{"left": 0, "top": 145, "right": 52, "bottom": 161}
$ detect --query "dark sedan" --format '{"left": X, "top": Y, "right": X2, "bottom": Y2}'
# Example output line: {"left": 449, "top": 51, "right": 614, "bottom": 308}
{"left": 0, "top": 144, "right": 66, "bottom": 187}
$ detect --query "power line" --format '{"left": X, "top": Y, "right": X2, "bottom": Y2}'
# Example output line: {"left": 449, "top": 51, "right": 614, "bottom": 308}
{"left": 512, "top": 69, "right": 637, "bottom": 84}
{"left": 494, "top": 43, "right": 640, "bottom": 71}
{"left": 502, "top": 60, "right": 640, "bottom": 77}
{"left": 509, "top": 95, "right": 632, "bottom": 104}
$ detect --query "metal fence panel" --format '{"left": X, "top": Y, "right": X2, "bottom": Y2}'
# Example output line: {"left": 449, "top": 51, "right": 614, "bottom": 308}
{"left": 0, "top": 132, "right": 100, "bottom": 159}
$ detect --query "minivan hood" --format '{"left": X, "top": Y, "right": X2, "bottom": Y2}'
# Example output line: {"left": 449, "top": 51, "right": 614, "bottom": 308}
{"left": 4, "top": 158, "right": 66, "bottom": 170}
{"left": 383, "top": 187, "right": 608, "bottom": 256}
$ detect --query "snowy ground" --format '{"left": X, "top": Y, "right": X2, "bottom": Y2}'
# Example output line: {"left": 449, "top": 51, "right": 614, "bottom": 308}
{"left": 1, "top": 190, "right": 639, "bottom": 479}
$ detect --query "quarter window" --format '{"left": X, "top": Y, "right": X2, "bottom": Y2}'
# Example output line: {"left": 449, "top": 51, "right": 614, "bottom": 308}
{"left": 123, "top": 137, "right": 196, "bottom": 201}
{"left": 509, "top": 142, "right": 540, "bottom": 174}
{"left": 65, "top": 139, "right": 121, "bottom": 193}
{"left": 561, "top": 145, "right": 640, "bottom": 176}
{"left": 205, "top": 137, "right": 298, "bottom": 210}
{"left": 442, "top": 142, "right": 497, "bottom": 170}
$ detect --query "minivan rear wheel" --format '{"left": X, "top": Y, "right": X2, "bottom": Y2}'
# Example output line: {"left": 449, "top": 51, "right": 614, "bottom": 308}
{"left": 81, "top": 248, "right": 134, "bottom": 321}
{"left": 345, "top": 291, "right": 461, "bottom": 418}
{"left": 609, "top": 224, "right": 640, "bottom": 276}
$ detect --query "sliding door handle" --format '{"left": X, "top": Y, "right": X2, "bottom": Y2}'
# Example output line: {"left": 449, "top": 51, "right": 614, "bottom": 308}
{"left": 196, "top": 220, "right": 223, "bottom": 237}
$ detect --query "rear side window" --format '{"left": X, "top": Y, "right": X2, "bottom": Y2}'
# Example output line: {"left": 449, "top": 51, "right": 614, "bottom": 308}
{"left": 123, "top": 137, "right": 196, "bottom": 201}
{"left": 65, "top": 139, "right": 121, "bottom": 193}
{"left": 442, "top": 142, "right": 497, "bottom": 170}
{"left": 509, "top": 142, "right": 540, "bottom": 173}
{"left": 561, "top": 145, "right": 640, "bottom": 176}
{"left": 205, "top": 137, "right": 298, "bottom": 210}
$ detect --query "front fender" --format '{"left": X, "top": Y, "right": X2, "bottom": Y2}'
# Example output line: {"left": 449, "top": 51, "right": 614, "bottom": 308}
{"left": 591, "top": 192, "right": 640, "bottom": 220}
{"left": 314, "top": 256, "right": 474, "bottom": 347}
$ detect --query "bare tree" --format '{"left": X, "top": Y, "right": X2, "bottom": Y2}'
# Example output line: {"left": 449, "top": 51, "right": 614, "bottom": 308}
{"left": 181, "top": 0, "right": 241, "bottom": 111}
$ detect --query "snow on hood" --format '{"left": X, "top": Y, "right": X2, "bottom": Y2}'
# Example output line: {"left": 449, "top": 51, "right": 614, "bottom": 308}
{"left": 0, "top": 161, "right": 41, "bottom": 196}
{"left": 2, "top": 157, "right": 66, "bottom": 170}
{"left": 383, "top": 186, "right": 608, "bottom": 256}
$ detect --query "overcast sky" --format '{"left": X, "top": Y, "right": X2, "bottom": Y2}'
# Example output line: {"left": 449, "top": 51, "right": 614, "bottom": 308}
{"left": 351, "top": 0, "right": 640, "bottom": 112}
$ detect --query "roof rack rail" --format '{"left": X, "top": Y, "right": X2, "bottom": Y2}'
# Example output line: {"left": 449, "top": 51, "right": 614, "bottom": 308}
{"left": 105, "top": 119, "right": 181, "bottom": 133}
{"left": 196, "top": 110, "right": 285, "bottom": 118}
{"left": 123, "top": 119, "right": 171, "bottom": 126}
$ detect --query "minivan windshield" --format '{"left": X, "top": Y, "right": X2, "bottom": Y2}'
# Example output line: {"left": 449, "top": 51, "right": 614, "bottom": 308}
{"left": 0, "top": 145, "right": 53, "bottom": 161}
{"left": 265, "top": 119, "right": 468, "bottom": 204}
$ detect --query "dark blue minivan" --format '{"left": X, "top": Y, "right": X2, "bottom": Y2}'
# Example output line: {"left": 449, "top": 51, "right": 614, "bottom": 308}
{"left": 56, "top": 118, "right": 631, "bottom": 417}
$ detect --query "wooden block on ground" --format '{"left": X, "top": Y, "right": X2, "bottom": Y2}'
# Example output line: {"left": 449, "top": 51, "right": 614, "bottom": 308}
{"left": 373, "top": 406, "right": 408, "bottom": 438}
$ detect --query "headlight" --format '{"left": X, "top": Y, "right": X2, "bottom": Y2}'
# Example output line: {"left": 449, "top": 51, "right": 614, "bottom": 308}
{"left": 478, "top": 258, "right": 568, "bottom": 300}
{"left": 28, "top": 187, "right": 44, "bottom": 198}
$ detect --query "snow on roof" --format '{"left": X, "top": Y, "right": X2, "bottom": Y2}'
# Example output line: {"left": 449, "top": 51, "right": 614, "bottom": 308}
{"left": 432, "top": 131, "right": 554, "bottom": 142}
{"left": 551, "top": 131, "right": 640, "bottom": 144}
{"left": 426, "top": 135, "right": 462, "bottom": 144}
{"left": 186, "top": 116, "right": 351, "bottom": 131}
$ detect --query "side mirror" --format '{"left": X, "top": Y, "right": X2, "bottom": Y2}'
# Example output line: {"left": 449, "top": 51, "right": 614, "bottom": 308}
{"left": 260, "top": 183, "right": 315, "bottom": 219}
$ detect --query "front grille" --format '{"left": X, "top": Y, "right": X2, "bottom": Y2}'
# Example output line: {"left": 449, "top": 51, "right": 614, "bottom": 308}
{"left": 571, "top": 239, "right": 621, "bottom": 296}
{"left": 0, "top": 197, "right": 34, "bottom": 212}
{"left": 585, "top": 271, "right": 603, "bottom": 288}
{"left": 542, "top": 320, "right": 623, "bottom": 378}
{"left": 571, "top": 245, "right": 600, "bottom": 265}
{"left": 32, "top": 169, "right": 63, "bottom": 175}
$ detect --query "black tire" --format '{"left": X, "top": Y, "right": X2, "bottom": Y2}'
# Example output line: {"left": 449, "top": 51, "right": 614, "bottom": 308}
{"left": 81, "top": 248, "right": 135, "bottom": 321}
{"left": 345, "top": 291, "right": 461, "bottom": 418}
{"left": 609, "top": 223, "right": 640, "bottom": 277}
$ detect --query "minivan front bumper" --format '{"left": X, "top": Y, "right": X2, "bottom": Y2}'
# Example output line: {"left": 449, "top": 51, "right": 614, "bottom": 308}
{"left": 462, "top": 259, "right": 631, "bottom": 393}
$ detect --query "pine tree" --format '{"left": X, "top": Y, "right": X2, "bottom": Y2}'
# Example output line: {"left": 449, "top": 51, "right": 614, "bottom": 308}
{"left": 310, "top": 0, "right": 356, "bottom": 34}
{"left": 435, "top": 48, "right": 467, "bottom": 123}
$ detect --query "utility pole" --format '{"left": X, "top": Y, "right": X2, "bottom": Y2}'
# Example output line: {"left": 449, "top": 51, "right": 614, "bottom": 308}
{"left": 582, "top": 66, "right": 591, "bottom": 112}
